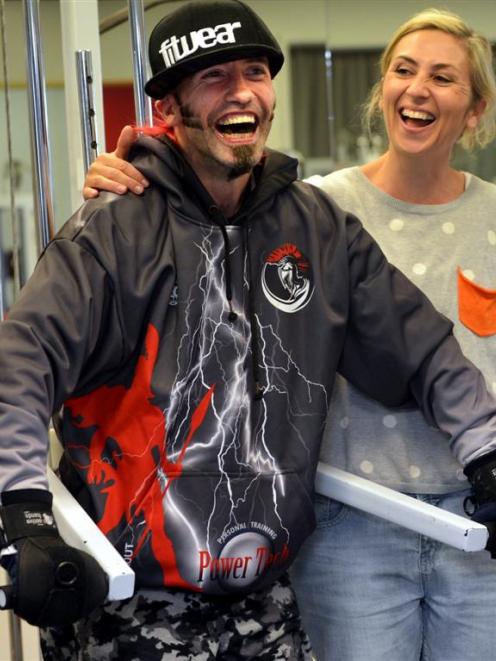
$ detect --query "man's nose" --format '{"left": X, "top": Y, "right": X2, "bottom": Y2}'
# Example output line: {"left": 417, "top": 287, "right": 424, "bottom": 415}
{"left": 226, "top": 72, "right": 253, "bottom": 104}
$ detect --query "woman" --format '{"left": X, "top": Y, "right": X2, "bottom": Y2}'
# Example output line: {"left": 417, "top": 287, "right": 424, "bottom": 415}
{"left": 291, "top": 9, "right": 496, "bottom": 661}
{"left": 82, "top": 9, "right": 496, "bottom": 660}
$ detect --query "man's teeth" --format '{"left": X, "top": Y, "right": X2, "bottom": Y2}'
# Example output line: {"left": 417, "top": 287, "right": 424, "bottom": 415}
{"left": 401, "top": 109, "right": 434, "bottom": 121}
{"left": 217, "top": 115, "right": 258, "bottom": 134}
{"left": 218, "top": 114, "right": 256, "bottom": 126}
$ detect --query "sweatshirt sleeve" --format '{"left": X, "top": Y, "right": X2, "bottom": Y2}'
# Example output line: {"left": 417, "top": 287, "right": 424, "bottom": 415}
{"left": 0, "top": 237, "right": 124, "bottom": 496}
{"left": 338, "top": 213, "right": 496, "bottom": 466}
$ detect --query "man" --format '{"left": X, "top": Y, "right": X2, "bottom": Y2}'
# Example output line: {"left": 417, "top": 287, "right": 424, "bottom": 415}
{"left": 2, "top": 1, "right": 496, "bottom": 659}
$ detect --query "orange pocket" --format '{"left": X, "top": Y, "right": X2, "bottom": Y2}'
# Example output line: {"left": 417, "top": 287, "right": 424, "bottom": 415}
{"left": 458, "top": 268, "right": 496, "bottom": 336}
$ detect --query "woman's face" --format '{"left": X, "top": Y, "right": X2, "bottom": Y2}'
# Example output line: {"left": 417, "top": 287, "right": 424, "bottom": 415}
{"left": 381, "top": 29, "right": 484, "bottom": 162}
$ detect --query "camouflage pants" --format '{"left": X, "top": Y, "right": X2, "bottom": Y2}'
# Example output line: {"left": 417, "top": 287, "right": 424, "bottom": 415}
{"left": 40, "top": 573, "right": 314, "bottom": 660}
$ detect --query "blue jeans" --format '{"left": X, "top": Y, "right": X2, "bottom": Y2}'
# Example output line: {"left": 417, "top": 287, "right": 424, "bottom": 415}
{"left": 291, "top": 489, "right": 496, "bottom": 661}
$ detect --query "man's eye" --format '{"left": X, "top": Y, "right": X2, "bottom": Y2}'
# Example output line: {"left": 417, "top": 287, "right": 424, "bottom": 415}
{"left": 202, "top": 69, "right": 223, "bottom": 80}
{"left": 248, "top": 66, "right": 268, "bottom": 77}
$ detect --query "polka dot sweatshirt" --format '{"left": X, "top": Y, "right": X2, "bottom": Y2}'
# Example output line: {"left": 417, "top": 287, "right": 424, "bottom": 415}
{"left": 312, "top": 166, "right": 496, "bottom": 493}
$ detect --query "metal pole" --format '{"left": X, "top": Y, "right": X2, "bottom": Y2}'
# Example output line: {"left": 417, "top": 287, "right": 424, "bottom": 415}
{"left": 324, "top": 46, "right": 337, "bottom": 163}
{"left": 7, "top": 609, "right": 23, "bottom": 661}
{"left": 0, "top": 0, "right": 5, "bottom": 324}
{"left": 15, "top": 5, "right": 55, "bottom": 656}
{"left": 128, "top": 0, "right": 153, "bottom": 126}
{"left": 23, "top": 0, "right": 55, "bottom": 252}
{"left": 76, "top": 50, "right": 99, "bottom": 172}
{"left": 323, "top": 1, "right": 337, "bottom": 163}
{"left": 0, "top": 249, "right": 5, "bottom": 322}
{"left": 59, "top": 0, "right": 105, "bottom": 214}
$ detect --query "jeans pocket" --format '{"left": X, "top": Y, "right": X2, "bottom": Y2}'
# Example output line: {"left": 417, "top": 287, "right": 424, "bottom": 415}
{"left": 458, "top": 267, "right": 496, "bottom": 336}
{"left": 313, "top": 493, "right": 347, "bottom": 528}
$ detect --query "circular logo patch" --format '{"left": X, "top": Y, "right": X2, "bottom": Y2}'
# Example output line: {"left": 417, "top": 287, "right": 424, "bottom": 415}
{"left": 262, "top": 243, "right": 314, "bottom": 313}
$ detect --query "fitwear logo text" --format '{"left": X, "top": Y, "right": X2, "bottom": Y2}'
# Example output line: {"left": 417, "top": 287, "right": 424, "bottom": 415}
{"left": 159, "top": 21, "right": 242, "bottom": 68}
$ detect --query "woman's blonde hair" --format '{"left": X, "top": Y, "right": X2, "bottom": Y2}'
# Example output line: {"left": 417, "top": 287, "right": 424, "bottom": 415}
{"left": 363, "top": 8, "right": 496, "bottom": 150}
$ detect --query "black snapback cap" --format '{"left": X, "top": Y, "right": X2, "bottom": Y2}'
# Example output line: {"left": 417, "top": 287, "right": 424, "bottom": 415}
{"left": 145, "top": 0, "right": 284, "bottom": 99}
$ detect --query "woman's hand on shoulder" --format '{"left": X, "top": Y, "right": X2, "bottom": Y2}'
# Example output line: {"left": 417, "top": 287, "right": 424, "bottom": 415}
{"left": 82, "top": 125, "right": 149, "bottom": 199}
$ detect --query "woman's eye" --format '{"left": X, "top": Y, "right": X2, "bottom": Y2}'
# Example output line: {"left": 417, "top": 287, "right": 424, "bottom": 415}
{"left": 395, "top": 66, "right": 412, "bottom": 76}
{"left": 433, "top": 74, "right": 452, "bottom": 84}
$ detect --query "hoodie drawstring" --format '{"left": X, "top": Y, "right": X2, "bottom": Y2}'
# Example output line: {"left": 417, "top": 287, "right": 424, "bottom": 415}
{"left": 208, "top": 205, "right": 264, "bottom": 400}
{"left": 245, "top": 225, "right": 265, "bottom": 400}
{"left": 208, "top": 205, "right": 238, "bottom": 323}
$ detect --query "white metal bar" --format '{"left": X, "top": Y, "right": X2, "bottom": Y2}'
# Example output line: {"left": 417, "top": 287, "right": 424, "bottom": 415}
{"left": 47, "top": 468, "right": 135, "bottom": 601}
{"left": 315, "top": 463, "right": 488, "bottom": 552}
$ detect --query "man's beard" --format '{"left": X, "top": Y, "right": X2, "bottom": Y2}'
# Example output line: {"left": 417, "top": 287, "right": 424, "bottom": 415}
{"left": 227, "top": 145, "right": 257, "bottom": 180}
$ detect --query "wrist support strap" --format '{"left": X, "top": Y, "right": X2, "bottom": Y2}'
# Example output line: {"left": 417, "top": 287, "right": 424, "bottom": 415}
{"left": 0, "top": 501, "right": 58, "bottom": 545}
{"left": 464, "top": 449, "right": 496, "bottom": 506}
{"left": 464, "top": 450, "right": 496, "bottom": 558}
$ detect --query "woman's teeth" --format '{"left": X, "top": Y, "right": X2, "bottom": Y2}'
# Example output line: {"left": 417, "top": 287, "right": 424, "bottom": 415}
{"left": 401, "top": 109, "right": 435, "bottom": 125}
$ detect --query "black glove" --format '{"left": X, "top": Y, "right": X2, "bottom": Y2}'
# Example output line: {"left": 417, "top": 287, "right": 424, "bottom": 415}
{"left": 464, "top": 450, "right": 496, "bottom": 558}
{"left": 0, "top": 489, "right": 108, "bottom": 626}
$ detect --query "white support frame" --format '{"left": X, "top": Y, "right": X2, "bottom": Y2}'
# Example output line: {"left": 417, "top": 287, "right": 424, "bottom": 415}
{"left": 44, "top": 460, "right": 487, "bottom": 604}
{"left": 316, "top": 463, "right": 488, "bottom": 552}
{"left": 47, "top": 468, "right": 135, "bottom": 601}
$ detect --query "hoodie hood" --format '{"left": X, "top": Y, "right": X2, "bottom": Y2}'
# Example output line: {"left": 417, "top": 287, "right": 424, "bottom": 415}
{"left": 127, "top": 135, "right": 299, "bottom": 225}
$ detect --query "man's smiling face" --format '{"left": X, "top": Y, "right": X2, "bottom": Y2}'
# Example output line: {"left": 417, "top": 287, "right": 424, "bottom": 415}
{"left": 161, "top": 57, "right": 276, "bottom": 181}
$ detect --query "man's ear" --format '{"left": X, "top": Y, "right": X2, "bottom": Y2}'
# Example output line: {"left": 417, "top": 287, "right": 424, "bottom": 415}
{"left": 155, "top": 95, "right": 179, "bottom": 128}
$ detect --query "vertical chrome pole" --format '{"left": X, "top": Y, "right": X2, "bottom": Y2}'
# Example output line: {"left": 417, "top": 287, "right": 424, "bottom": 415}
{"left": 0, "top": 251, "right": 5, "bottom": 322}
{"left": 23, "top": 0, "right": 55, "bottom": 251}
{"left": 324, "top": 2, "right": 337, "bottom": 163}
{"left": 6, "top": 2, "right": 55, "bottom": 658}
{"left": 2, "top": 1, "right": 23, "bottom": 654}
{"left": 0, "top": 0, "right": 7, "bottom": 321}
{"left": 8, "top": 610, "right": 23, "bottom": 661}
{"left": 0, "top": 0, "right": 21, "bottom": 314}
{"left": 59, "top": 0, "right": 105, "bottom": 214}
{"left": 324, "top": 46, "right": 337, "bottom": 163}
{"left": 76, "top": 50, "right": 99, "bottom": 171}
{"left": 128, "top": 0, "right": 153, "bottom": 126}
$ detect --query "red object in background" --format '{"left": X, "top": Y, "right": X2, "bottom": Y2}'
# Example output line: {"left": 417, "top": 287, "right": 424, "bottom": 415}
{"left": 102, "top": 83, "right": 135, "bottom": 150}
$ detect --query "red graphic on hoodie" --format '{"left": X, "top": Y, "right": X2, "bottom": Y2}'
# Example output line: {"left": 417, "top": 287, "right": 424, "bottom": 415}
{"left": 266, "top": 243, "right": 309, "bottom": 272}
{"left": 65, "top": 323, "right": 214, "bottom": 590}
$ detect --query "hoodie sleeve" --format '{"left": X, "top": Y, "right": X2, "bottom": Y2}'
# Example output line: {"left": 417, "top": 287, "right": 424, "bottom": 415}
{"left": 338, "top": 212, "right": 496, "bottom": 466}
{"left": 0, "top": 233, "right": 124, "bottom": 497}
